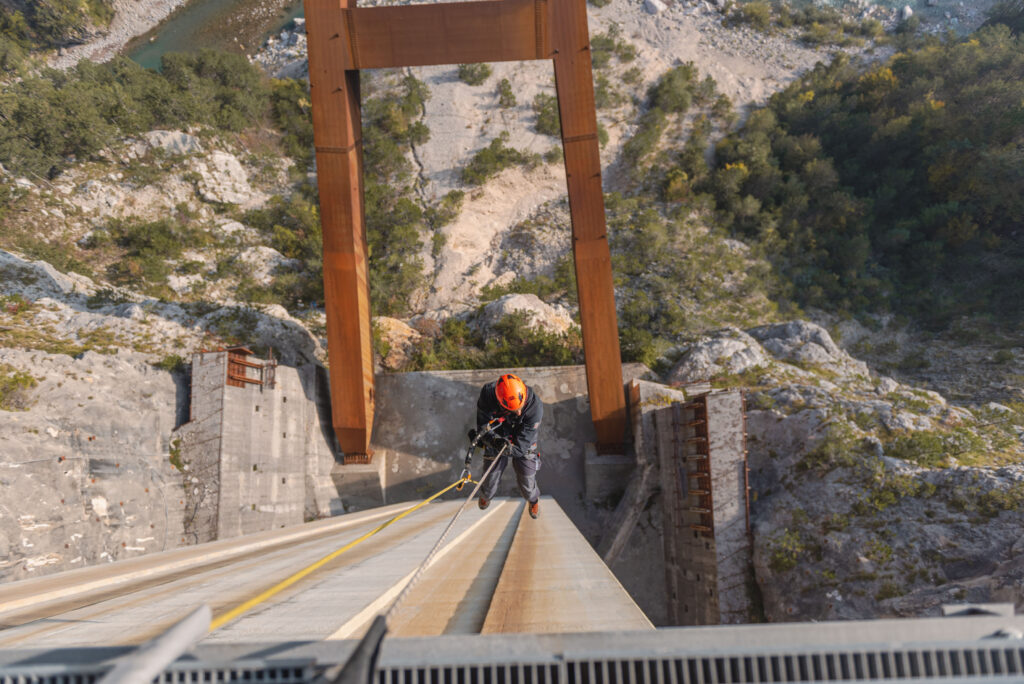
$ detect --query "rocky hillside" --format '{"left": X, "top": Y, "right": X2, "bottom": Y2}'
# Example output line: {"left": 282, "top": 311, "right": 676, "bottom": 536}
{"left": 668, "top": 321, "right": 1024, "bottom": 618}
{"left": 1, "top": 0, "right": 1022, "bottom": 620}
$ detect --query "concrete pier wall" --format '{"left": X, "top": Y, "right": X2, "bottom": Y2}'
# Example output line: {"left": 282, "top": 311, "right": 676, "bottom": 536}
{"left": 173, "top": 352, "right": 342, "bottom": 542}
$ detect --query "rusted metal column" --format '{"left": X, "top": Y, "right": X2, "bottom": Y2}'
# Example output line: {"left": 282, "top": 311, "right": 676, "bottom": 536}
{"left": 549, "top": 0, "right": 627, "bottom": 449}
{"left": 305, "top": 0, "right": 374, "bottom": 461}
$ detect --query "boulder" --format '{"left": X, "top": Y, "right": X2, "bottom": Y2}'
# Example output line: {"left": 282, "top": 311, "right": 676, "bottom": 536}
{"left": 143, "top": 130, "right": 203, "bottom": 156}
{"left": 235, "top": 246, "right": 301, "bottom": 286}
{"left": 901, "top": 5, "right": 914, "bottom": 20}
{"left": 645, "top": 0, "right": 667, "bottom": 14}
{"left": 190, "top": 151, "right": 265, "bottom": 207}
{"left": 477, "top": 294, "right": 575, "bottom": 338}
{"left": 748, "top": 320, "right": 870, "bottom": 378}
{"left": 373, "top": 317, "right": 424, "bottom": 370}
{"left": 667, "top": 328, "right": 768, "bottom": 384}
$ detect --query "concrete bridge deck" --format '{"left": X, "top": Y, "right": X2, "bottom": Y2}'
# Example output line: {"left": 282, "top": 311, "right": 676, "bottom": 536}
{"left": 0, "top": 497, "right": 651, "bottom": 648}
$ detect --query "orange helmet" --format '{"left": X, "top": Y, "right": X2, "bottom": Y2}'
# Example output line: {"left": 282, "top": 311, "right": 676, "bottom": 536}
{"left": 495, "top": 374, "right": 527, "bottom": 411}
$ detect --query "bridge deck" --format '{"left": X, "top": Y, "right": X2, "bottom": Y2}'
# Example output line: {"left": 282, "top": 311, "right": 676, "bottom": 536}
{"left": 0, "top": 497, "right": 650, "bottom": 648}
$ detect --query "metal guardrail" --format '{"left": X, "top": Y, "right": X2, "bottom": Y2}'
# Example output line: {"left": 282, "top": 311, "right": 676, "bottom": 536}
{"left": 4, "top": 641, "right": 1023, "bottom": 684}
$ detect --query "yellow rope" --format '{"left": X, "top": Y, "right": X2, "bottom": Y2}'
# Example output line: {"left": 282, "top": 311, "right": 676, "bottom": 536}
{"left": 208, "top": 477, "right": 469, "bottom": 632}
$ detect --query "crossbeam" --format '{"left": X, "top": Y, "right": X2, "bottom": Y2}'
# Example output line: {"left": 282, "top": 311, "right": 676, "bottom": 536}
{"left": 305, "top": 0, "right": 627, "bottom": 460}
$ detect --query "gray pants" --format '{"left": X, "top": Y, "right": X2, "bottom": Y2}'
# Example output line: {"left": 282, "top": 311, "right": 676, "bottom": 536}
{"left": 480, "top": 450, "right": 540, "bottom": 503}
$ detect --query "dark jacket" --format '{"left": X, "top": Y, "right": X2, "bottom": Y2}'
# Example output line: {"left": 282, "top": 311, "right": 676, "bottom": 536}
{"left": 476, "top": 380, "right": 543, "bottom": 459}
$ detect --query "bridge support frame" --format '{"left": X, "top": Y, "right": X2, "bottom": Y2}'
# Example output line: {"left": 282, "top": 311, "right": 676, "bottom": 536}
{"left": 305, "top": 0, "right": 626, "bottom": 460}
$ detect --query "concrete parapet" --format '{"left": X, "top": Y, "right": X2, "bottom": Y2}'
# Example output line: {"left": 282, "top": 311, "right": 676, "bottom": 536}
{"left": 173, "top": 351, "right": 343, "bottom": 542}
{"left": 370, "top": 364, "right": 651, "bottom": 532}
{"left": 583, "top": 443, "right": 633, "bottom": 504}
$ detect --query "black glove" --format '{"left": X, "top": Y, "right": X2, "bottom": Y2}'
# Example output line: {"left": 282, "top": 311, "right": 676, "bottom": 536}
{"left": 485, "top": 432, "right": 507, "bottom": 450}
{"left": 468, "top": 428, "right": 478, "bottom": 443}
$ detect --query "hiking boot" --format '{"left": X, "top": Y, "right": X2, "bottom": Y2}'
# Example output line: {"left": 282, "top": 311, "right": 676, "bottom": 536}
{"left": 478, "top": 497, "right": 490, "bottom": 510}
{"left": 528, "top": 500, "right": 539, "bottom": 519}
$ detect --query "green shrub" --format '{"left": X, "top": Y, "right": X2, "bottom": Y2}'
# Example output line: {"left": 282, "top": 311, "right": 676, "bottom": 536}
{"left": 496, "top": 78, "right": 516, "bottom": 108}
{"left": 0, "top": 364, "right": 37, "bottom": 411}
{"left": 152, "top": 354, "right": 187, "bottom": 373}
{"left": 483, "top": 311, "right": 583, "bottom": 367}
{"left": 533, "top": 93, "right": 561, "bottom": 137}
{"left": 457, "top": 63, "right": 492, "bottom": 86}
{"left": 270, "top": 78, "right": 315, "bottom": 168}
{"left": 649, "top": 62, "right": 699, "bottom": 113}
{"left": 461, "top": 132, "right": 534, "bottom": 185}
{"left": 737, "top": 1, "right": 772, "bottom": 30}
{"left": 885, "top": 431, "right": 949, "bottom": 468}
{"left": 425, "top": 189, "right": 465, "bottom": 228}
{"left": 0, "top": 51, "right": 268, "bottom": 177}
{"left": 621, "top": 107, "right": 666, "bottom": 166}
{"left": 875, "top": 582, "right": 904, "bottom": 600}
{"left": 768, "top": 529, "right": 805, "bottom": 572}
{"left": 698, "top": 28, "right": 1024, "bottom": 321}
{"left": 798, "top": 422, "right": 863, "bottom": 472}
{"left": 594, "top": 74, "right": 624, "bottom": 109}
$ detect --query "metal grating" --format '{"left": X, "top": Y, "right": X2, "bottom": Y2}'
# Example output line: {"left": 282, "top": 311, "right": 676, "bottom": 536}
{"left": 371, "top": 646, "right": 1024, "bottom": 684}
{"left": 0, "top": 662, "right": 312, "bottom": 684}
{"left": 4, "top": 646, "right": 1024, "bottom": 684}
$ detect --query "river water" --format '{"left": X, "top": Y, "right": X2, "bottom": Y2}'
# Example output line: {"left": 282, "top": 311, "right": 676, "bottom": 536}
{"left": 127, "top": 0, "right": 304, "bottom": 70}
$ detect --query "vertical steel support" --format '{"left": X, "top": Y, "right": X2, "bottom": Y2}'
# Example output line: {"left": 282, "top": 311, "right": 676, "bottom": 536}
{"left": 305, "top": 0, "right": 374, "bottom": 460}
{"left": 304, "top": 0, "right": 628, "bottom": 456}
{"left": 550, "top": 0, "right": 627, "bottom": 449}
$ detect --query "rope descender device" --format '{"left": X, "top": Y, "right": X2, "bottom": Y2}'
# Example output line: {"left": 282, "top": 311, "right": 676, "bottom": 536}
{"left": 456, "top": 416, "right": 505, "bottom": 490}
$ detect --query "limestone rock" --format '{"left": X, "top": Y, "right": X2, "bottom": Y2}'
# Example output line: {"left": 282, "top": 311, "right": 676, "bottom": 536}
{"left": 749, "top": 320, "right": 870, "bottom": 379}
{"left": 0, "top": 348, "right": 187, "bottom": 583}
{"left": 373, "top": 317, "right": 424, "bottom": 370}
{"left": 645, "top": 0, "right": 668, "bottom": 14}
{"left": 902, "top": 5, "right": 914, "bottom": 20}
{"left": 477, "top": 294, "right": 576, "bottom": 338}
{"left": 667, "top": 327, "right": 768, "bottom": 384}
{"left": 235, "top": 246, "right": 301, "bottom": 286}
{"left": 143, "top": 130, "right": 203, "bottom": 156}
{"left": 189, "top": 150, "right": 266, "bottom": 207}
{"left": 1, "top": 250, "right": 97, "bottom": 300}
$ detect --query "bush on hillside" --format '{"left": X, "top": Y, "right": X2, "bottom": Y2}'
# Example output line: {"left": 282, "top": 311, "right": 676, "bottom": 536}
{"left": 693, "top": 26, "right": 1024, "bottom": 322}
{"left": 457, "top": 63, "right": 492, "bottom": 86}
{"left": 461, "top": 132, "right": 538, "bottom": 185}
{"left": 270, "top": 78, "right": 315, "bottom": 169}
{"left": 497, "top": 78, "right": 516, "bottom": 108}
{"left": 0, "top": 0, "right": 114, "bottom": 55}
{"left": 533, "top": 93, "right": 561, "bottom": 137}
{"left": 0, "top": 51, "right": 267, "bottom": 177}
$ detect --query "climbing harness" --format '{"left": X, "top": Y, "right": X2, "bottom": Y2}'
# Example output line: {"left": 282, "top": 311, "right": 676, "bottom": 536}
{"left": 456, "top": 416, "right": 506, "bottom": 490}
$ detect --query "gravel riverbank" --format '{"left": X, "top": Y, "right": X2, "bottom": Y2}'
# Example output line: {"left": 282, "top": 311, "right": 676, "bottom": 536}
{"left": 49, "top": 0, "right": 189, "bottom": 69}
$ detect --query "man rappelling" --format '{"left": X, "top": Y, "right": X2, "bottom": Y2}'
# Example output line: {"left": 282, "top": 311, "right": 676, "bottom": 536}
{"left": 469, "top": 373, "right": 543, "bottom": 518}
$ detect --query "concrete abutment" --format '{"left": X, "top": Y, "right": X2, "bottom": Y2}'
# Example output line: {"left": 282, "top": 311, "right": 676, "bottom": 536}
{"left": 174, "top": 355, "right": 752, "bottom": 626}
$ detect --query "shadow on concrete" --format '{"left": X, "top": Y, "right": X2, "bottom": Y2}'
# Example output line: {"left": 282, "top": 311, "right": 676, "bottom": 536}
{"left": 442, "top": 502, "right": 523, "bottom": 634}
{"left": 173, "top": 367, "right": 191, "bottom": 429}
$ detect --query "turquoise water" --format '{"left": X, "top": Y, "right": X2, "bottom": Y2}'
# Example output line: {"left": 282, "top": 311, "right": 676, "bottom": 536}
{"left": 128, "top": 0, "right": 304, "bottom": 70}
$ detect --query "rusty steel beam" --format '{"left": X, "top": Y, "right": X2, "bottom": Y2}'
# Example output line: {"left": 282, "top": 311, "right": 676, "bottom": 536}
{"left": 306, "top": 0, "right": 374, "bottom": 459}
{"left": 550, "top": 0, "right": 627, "bottom": 449}
{"left": 339, "top": 0, "right": 549, "bottom": 70}
{"left": 304, "top": 0, "right": 627, "bottom": 457}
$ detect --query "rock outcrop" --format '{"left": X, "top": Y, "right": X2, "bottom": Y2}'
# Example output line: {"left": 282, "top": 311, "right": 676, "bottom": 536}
{"left": 476, "top": 294, "right": 577, "bottom": 338}
{"left": 666, "top": 321, "right": 1024, "bottom": 619}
